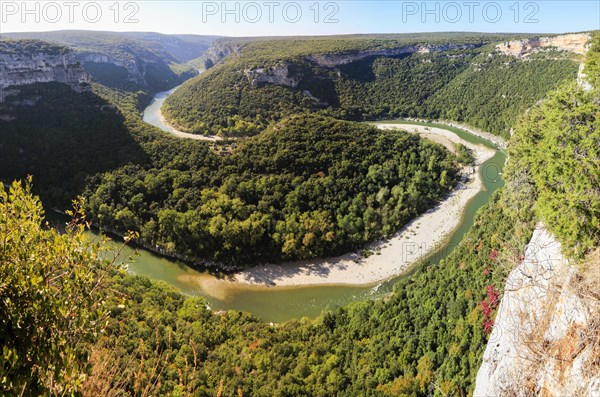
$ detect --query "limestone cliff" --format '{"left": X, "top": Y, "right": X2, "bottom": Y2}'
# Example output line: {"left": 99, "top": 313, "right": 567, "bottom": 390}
{"left": 241, "top": 43, "right": 481, "bottom": 89}
{"left": 1, "top": 31, "right": 214, "bottom": 91}
{"left": 0, "top": 41, "right": 88, "bottom": 99}
{"left": 244, "top": 63, "right": 301, "bottom": 88}
{"left": 77, "top": 51, "right": 144, "bottom": 84}
{"left": 306, "top": 43, "right": 480, "bottom": 67}
{"left": 474, "top": 224, "right": 600, "bottom": 396}
{"left": 202, "top": 40, "right": 246, "bottom": 69}
{"left": 496, "top": 33, "right": 591, "bottom": 58}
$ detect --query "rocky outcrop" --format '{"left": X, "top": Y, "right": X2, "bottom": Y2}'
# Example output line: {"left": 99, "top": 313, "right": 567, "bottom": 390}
{"left": 475, "top": 223, "right": 600, "bottom": 397}
{"left": 78, "top": 52, "right": 142, "bottom": 81}
{"left": 243, "top": 43, "right": 480, "bottom": 89}
{"left": 244, "top": 63, "right": 300, "bottom": 88}
{"left": 0, "top": 40, "right": 89, "bottom": 102}
{"left": 0, "top": 42, "right": 88, "bottom": 101}
{"left": 306, "top": 43, "right": 480, "bottom": 67}
{"left": 578, "top": 62, "right": 594, "bottom": 92}
{"left": 203, "top": 40, "right": 246, "bottom": 69}
{"left": 496, "top": 33, "right": 591, "bottom": 58}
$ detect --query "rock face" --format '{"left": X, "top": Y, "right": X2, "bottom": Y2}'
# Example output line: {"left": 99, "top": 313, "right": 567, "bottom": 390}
{"left": 244, "top": 63, "right": 301, "bottom": 88}
{"left": 0, "top": 45, "right": 88, "bottom": 96}
{"left": 203, "top": 40, "right": 246, "bottom": 69}
{"left": 78, "top": 52, "right": 143, "bottom": 83}
{"left": 306, "top": 43, "right": 480, "bottom": 67}
{"left": 496, "top": 33, "right": 591, "bottom": 58}
{"left": 1, "top": 31, "right": 214, "bottom": 91}
{"left": 474, "top": 223, "right": 600, "bottom": 397}
{"left": 578, "top": 62, "right": 594, "bottom": 92}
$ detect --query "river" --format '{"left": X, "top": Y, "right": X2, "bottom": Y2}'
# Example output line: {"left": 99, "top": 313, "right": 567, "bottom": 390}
{"left": 87, "top": 89, "right": 507, "bottom": 323}
{"left": 142, "top": 86, "right": 222, "bottom": 141}
{"left": 142, "top": 87, "right": 180, "bottom": 133}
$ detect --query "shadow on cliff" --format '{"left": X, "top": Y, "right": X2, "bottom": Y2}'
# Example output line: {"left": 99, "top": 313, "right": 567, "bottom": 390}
{"left": 0, "top": 82, "right": 149, "bottom": 207}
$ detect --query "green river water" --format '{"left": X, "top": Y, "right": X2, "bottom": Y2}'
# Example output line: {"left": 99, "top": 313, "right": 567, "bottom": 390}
{"left": 71, "top": 113, "right": 505, "bottom": 323}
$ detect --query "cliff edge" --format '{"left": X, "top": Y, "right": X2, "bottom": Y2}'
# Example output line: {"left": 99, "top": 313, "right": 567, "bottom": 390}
{"left": 0, "top": 40, "right": 88, "bottom": 101}
{"left": 475, "top": 223, "right": 600, "bottom": 396}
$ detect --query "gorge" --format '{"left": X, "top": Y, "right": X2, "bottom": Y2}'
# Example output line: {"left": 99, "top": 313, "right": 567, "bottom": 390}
{"left": 1, "top": 30, "right": 598, "bottom": 396}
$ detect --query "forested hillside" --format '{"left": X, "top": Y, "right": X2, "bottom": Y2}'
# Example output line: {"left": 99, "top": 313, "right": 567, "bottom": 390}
{"left": 0, "top": 83, "right": 146, "bottom": 205}
{"left": 164, "top": 34, "right": 581, "bottom": 138}
{"left": 1, "top": 35, "right": 465, "bottom": 269}
{"left": 428, "top": 50, "right": 579, "bottom": 135}
{"left": 0, "top": 78, "right": 461, "bottom": 266}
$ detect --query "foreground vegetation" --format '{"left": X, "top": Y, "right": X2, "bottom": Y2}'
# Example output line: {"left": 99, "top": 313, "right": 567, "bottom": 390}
{"left": 509, "top": 82, "right": 599, "bottom": 258}
{"left": 0, "top": 180, "right": 115, "bottom": 394}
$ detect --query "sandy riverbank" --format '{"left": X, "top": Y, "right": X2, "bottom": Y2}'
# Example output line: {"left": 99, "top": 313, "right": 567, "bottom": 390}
{"left": 182, "top": 123, "right": 496, "bottom": 292}
{"left": 401, "top": 118, "right": 509, "bottom": 149}
{"left": 142, "top": 86, "right": 223, "bottom": 141}
{"left": 158, "top": 111, "right": 223, "bottom": 142}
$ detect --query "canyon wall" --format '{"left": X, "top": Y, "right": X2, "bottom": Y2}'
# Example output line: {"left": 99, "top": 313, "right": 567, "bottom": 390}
{"left": 244, "top": 63, "right": 301, "bottom": 88}
{"left": 496, "top": 33, "right": 591, "bottom": 58}
{"left": 202, "top": 40, "right": 246, "bottom": 69}
{"left": 306, "top": 43, "right": 480, "bottom": 67}
{"left": 0, "top": 47, "right": 88, "bottom": 97}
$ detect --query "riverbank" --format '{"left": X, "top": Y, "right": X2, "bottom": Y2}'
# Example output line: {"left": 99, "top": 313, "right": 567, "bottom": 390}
{"left": 159, "top": 110, "right": 223, "bottom": 141}
{"left": 182, "top": 123, "right": 495, "bottom": 291}
{"left": 400, "top": 118, "right": 509, "bottom": 149}
{"left": 142, "top": 87, "right": 223, "bottom": 141}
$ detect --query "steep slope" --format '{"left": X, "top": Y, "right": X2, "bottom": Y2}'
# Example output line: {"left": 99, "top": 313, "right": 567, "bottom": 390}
{"left": 475, "top": 225, "right": 599, "bottom": 396}
{"left": 427, "top": 46, "right": 581, "bottom": 136}
{"left": 0, "top": 40, "right": 88, "bottom": 96}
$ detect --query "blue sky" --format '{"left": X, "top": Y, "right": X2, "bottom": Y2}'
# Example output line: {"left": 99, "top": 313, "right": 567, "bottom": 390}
{"left": 2, "top": 1, "right": 598, "bottom": 36}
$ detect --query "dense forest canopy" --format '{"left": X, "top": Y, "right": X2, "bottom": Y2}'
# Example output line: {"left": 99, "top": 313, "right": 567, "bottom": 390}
{"left": 508, "top": 82, "right": 599, "bottom": 258}
{"left": 86, "top": 114, "right": 462, "bottom": 265}
{"left": 1, "top": 79, "right": 462, "bottom": 266}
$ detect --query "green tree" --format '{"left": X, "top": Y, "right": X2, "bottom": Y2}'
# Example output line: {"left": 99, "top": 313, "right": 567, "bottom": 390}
{"left": 0, "top": 179, "right": 115, "bottom": 395}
